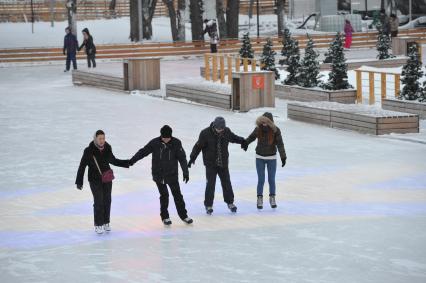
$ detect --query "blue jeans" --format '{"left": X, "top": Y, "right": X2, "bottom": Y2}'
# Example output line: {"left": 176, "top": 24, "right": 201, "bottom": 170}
{"left": 256, "top": 158, "right": 277, "bottom": 196}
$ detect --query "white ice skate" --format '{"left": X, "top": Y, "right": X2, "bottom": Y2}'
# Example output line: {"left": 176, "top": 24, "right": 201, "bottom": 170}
{"left": 103, "top": 223, "right": 111, "bottom": 232}
{"left": 95, "top": 226, "right": 104, "bottom": 234}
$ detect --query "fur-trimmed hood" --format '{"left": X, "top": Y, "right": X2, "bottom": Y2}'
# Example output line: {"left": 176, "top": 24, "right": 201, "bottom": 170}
{"left": 256, "top": 112, "right": 277, "bottom": 133}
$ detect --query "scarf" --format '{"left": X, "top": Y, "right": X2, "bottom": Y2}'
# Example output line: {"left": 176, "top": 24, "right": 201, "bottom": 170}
{"left": 213, "top": 128, "right": 224, "bottom": 167}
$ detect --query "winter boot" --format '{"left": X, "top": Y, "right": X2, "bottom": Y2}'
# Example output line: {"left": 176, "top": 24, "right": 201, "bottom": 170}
{"left": 269, "top": 195, "right": 277, "bottom": 208}
{"left": 182, "top": 217, "right": 194, "bottom": 224}
{"left": 95, "top": 226, "right": 104, "bottom": 234}
{"left": 257, "top": 195, "right": 263, "bottom": 209}
{"left": 103, "top": 223, "right": 111, "bottom": 232}
{"left": 163, "top": 218, "right": 172, "bottom": 226}
{"left": 205, "top": 206, "right": 213, "bottom": 215}
{"left": 227, "top": 203, "right": 237, "bottom": 213}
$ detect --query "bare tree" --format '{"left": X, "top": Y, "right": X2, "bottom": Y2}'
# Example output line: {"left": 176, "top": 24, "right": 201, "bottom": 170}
{"left": 216, "top": 0, "right": 227, "bottom": 39}
{"left": 226, "top": 0, "right": 239, "bottom": 39}
{"left": 163, "top": 0, "right": 178, "bottom": 41}
{"left": 276, "top": 0, "right": 285, "bottom": 36}
{"left": 176, "top": 0, "right": 186, "bottom": 41}
{"left": 190, "top": 0, "right": 204, "bottom": 41}
{"left": 130, "top": 0, "right": 158, "bottom": 41}
{"left": 109, "top": 0, "right": 117, "bottom": 18}
{"left": 66, "top": 0, "right": 77, "bottom": 35}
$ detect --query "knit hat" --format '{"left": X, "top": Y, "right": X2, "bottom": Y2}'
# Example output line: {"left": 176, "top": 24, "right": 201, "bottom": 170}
{"left": 263, "top": 112, "right": 274, "bottom": 122}
{"left": 213, "top": 117, "right": 226, "bottom": 130}
{"left": 160, "top": 125, "right": 172, "bottom": 138}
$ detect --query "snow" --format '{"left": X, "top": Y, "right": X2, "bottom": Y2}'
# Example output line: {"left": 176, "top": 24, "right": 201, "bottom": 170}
{"left": 0, "top": 59, "right": 426, "bottom": 282}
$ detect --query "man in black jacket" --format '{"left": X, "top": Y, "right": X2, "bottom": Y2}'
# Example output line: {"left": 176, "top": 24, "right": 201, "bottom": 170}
{"left": 189, "top": 117, "right": 246, "bottom": 215}
{"left": 130, "top": 125, "right": 193, "bottom": 226}
{"left": 63, "top": 27, "right": 79, "bottom": 72}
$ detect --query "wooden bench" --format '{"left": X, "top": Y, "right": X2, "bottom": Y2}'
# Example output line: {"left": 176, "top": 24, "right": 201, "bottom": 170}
{"left": 288, "top": 101, "right": 419, "bottom": 135}
{"left": 165, "top": 84, "right": 232, "bottom": 109}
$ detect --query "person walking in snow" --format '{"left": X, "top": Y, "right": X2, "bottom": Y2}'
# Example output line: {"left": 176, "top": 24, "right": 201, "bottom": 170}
{"left": 344, "top": 20, "right": 354, "bottom": 49}
{"left": 63, "top": 26, "right": 79, "bottom": 72}
{"left": 78, "top": 28, "right": 97, "bottom": 68}
{"left": 129, "top": 125, "right": 193, "bottom": 226}
{"left": 204, "top": 19, "right": 219, "bottom": 53}
{"left": 75, "top": 130, "right": 130, "bottom": 234}
{"left": 188, "top": 117, "right": 246, "bottom": 215}
{"left": 242, "top": 112, "right": 287, "bottom": 210}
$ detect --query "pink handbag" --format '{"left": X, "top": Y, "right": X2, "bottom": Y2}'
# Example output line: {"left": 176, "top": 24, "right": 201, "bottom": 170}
{"left": 93, "top": 155, "right": 115, "bottom": 183}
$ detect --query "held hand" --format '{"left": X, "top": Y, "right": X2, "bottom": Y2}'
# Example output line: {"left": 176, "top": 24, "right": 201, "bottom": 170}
{"left": 183, "top": 174, "right": 189, "bottom": 184}
{"left": 281, "top": 157, "right": 287, "bottom": 168}
{"left": 76, "top": 184, "right": 83, "bottom": 190}
{"left": 241, "top": 140, "right": 248, "bottom": 151}
{"left": 187, "top": 159, "right": 194, "bottom": 168}
{"left": 129, "top": 159, "right": 135, "bottom": 167}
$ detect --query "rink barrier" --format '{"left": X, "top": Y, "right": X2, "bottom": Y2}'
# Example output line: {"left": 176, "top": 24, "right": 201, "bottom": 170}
{"left": 72, "top": 70, "right": 125, "bottom": 92}
{"left": 165, "top": 84, "right": 232, "bottom": 109}
{"left": 319, "top": 57, "right": 408, "bottom": 71}
{"left": 382, "top": 99, "right": 426, "bottom": 119}
{"left": 287, "top": 102, "right": 419, "bottom": 135}
{"left": 275, "top": 84, "right": 357, "bottom": 104}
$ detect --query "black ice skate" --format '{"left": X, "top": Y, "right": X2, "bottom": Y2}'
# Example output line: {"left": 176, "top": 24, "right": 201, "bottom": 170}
{"left": 163, "top": 218, "right": 172, "bottom": 226}
{"left": 269, "top": 195, "right": 277, "bottom": 208}
{"left": 205, "top": 206, "right": 213, "bottom": 215}
{"left": 257, "top": 195, "right": 263, "bottom": 209}
{"left": 227, "top": 203, "right": 237, "bottom": 213}
{"left": 182, "top": 217, "right": 194, "bottom": 224}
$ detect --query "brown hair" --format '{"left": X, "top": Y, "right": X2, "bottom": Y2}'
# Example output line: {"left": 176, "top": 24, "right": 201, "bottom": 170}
{"left": 258, "top": 127, "right": 274, "bottom": 145}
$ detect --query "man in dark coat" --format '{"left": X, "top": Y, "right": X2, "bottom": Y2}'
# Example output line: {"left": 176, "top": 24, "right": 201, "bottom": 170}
{"left": 130, "top": 125, "right": 193, "bottom": 226}
{"left": 189, "top": 117, "right": 246, "bottom": 215}
{"left": 204, "top": 19, "right": 219, "bottom": 53}
{"left": 78, "top": 28, "right": 97, "bottom": 68}
{"left": 63, "top": 26, "right": 79, "bottom": 72}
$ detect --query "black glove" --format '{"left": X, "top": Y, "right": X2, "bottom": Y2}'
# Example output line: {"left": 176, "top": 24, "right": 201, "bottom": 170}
{"left": 76, "top": 184, "right": 83, "bottom": 190}
{"left": 281, "top": 157, "right": 287, "bottom": 168}
{"left": 241, "top": 140, "right": 248, "bottom": 151}
{"left": 187, "top": 159, "right": 195, "bottom": 168}
{"left": 183, "top": 174, "right": 189, "bottom": 184}
{"left": 63, "top": 50, "right": 66, "bottom": 55}
{"left": 129, "top": 159, "right": 135, "bottom": 166}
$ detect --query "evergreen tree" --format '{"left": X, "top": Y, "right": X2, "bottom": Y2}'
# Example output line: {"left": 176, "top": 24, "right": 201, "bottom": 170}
{"left": 323, "top": 33, "right": 343, "bottom": 63}
{"left": 400, "top": 45, "right": 423, "bottom": 101}
{"left": 322, "top": 33, "right": 352, "bottom": 90}
{"left": 282, "top": 38, "right": 300, "bottom": 85}
{"left": 279, "top": 28, "right": 293, "bottom": 66}
{"left": 239, "top": 32, "right": 254, "bottom": 59}
{"left": 261, "top": 38, "right": 280, "bottom": 80}
{"left": 298, "top": 36, "right": 320, "bottom": 88}
{"left": 376, "top": 23, "right": 393, "bottom": 60}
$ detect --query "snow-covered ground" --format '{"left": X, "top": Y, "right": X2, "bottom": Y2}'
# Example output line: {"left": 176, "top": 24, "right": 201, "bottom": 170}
{"left": 0, "top": 59, "right": 426, "bottom": 282}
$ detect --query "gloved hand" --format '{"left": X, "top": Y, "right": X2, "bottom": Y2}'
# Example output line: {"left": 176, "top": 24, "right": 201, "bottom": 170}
{"left": 241, "top": 140, "right": 248, "bottom": 151}
{"left": 63, "top": 50, "right": 66, "bottom": 55}
{"left": 187, "top": 159, "right": 195, "bottom": 168}
{"left": 129, "top": 159, "right": 135, "bottom": 166}
{"left": 76, "top": 184, "right": 83, "bottom": 190}
{"left": 183, "top": 174, "right": 189, "bottom": 184}
{"left": 281, "top": 157, "right": 287, "bottom": 168}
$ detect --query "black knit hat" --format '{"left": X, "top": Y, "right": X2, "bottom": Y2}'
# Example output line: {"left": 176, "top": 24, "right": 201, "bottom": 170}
{"left": 160, "top": 125, "right": 172, "bottom": 138}
{"left": 263, "top": 112, "right": 274, "bottom": 122}
{"left": 213, "top": 116, "right": 226, "bottom": 130}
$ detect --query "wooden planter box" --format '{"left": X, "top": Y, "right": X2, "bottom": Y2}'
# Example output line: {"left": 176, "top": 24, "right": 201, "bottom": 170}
{"left": 382, "top": 98, "right": 426, "bottom": 119}
{"left": 72, "top": 70, "right": 125, "bottom": 92}
{"left": 166, "top": 84, "right": 232, "bottom": 109}
{"left": 319, "top": 57, "right": 407, "bottom": 71}
{"left": 276, "top": 84, "right": 357, "bottom": 104}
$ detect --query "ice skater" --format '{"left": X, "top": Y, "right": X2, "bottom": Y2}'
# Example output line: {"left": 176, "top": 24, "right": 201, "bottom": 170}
{"left": 189, "top": 117, "right": 246, "bottom": 215}
{"left": 129, "top": 125, "right": 193, "bottom": 226}
{"left": 204, "top": 19, "right": 219, "bottom": 53}
{"left": 344, "top": 20, "right": 354, "bottom": 49}
{"left": 242, "top": 112, "right": 287, "bottom": 209}
{"left": 63, "top": 27, "right": 79, "bottom": 72}
{"left": 78, "top": 28, "right": 97, "bottom": 68}
{"left": 75, "top": 130, "right": 130, "bottom": 234}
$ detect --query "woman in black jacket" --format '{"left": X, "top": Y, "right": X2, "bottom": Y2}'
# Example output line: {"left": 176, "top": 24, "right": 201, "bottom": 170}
{"left": 243, "top": 112, "right": 287, "bottom": 210}
{"left": 78, "top": 28, "right": 96, "bottom": 68}
{"left": 75, "top": 130, "right": 130, "bottom": 234}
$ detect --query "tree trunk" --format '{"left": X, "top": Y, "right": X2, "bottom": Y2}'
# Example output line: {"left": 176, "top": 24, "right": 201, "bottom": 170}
{"left": 216, "top": 0, "right": 227, "bottom": 39}
{"left": 142, "top": 0, "right": 158, "bottom": 40}
{"left": 66, "top": 0, "right": 77, "bottom": 36}
{"left": 226, "top": 0, "right": 239, "bottom": 39}
{"left": 163, "top": 0, "right": 178, "bottom": 41}
{"left": 277, "top": 0, "right": 285, "bottom": 36}
{"left": 130, "top": 0, "right": 139, "bottom": 41}
{"left": 189, "top": 0, "right": 204, "bottom": 41}
{"left": 177, "top": 0, "right": 186, "bottom": 41}
{"left": 109, "top": 0, "right": 117, "bottom": 17}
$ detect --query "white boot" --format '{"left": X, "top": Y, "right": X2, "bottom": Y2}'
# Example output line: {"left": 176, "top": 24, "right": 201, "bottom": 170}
{"left": 103, "top": 223, "right": 111, "bottom": 232}
{"left": 95, "top": 226, "right": 104, "bottom": 234}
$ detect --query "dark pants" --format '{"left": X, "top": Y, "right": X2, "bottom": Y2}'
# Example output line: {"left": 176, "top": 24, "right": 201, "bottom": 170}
{"left": 66, "top": 52, "right": 77, "bottom": 71}
{"left": 89, "top": 182, "right": 112, "bottom": 226}
{"left": 204, "top": 166, "right": 234, "bottom": 207}
{"left": 156, "top": 181, "right": 188, "bottom": 220}
{"left": 87, "top": 54, "right": 96, "bottom": 68}
{"left": 210, "top": 43, "right": 217, "bottom": 53}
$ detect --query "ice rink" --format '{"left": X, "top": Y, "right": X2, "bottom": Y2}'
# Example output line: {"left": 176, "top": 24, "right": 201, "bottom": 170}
{"left": 1, "top": 60, "right": 426, "bottom": 282}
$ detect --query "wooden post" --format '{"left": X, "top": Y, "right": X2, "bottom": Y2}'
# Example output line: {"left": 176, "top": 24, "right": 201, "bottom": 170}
{"left": 227, "top": 56, "right": 232, "bottom": 84}
{"left": 204, "top": 54, "right": 210, "bottom": 81}
{"left": 235, "top": 57, "right": 240, "bottom": 72}
{"left": 356, "top": 70, "right": 362, "bottom": 103}
{"left": 243, "top": 58, "right": 248, "bottom": 72}
{"left": 212, "top": 55, "right": 218, "bottom": 82}
{"left": 369, "top": 72, "right": 375, "bottom": 105}
{"left": 395, "top": 74, "right": 401, "bottom": 97}
{"left": 381, "top": 73, "right": 386, "bottom": 99}
{"left": 251, "top": 58, "right": 256, "bottom": 71}
{"left": 220, "top": 55, "right": 225, "bottom": 83}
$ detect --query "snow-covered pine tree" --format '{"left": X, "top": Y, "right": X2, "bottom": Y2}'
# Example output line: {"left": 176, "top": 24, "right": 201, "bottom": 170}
{"left": 400, "top": 45, "right": 423, "bottom": 100}
{"left": 376, "top": 23, "right": 393, "bottom": 60}
{"left": 282, "top": 38, "right": 300, "bottom": 85}
{"left": 298, "top": 36, "right": 320, "bottom": 88}
{"left": 261, "top": 38, "right": 280, "bottom": 80}
{"left": 322, "top": 32, "right": 352, "bottom": 90}
{"left": 279, "top": 28, "right": 293, "bottom": 66}
{"left": 323, "top": 33, "right": 342, "bottom": 63}
{"left": 239, "top": 32, "right": 254, "bottom": 59}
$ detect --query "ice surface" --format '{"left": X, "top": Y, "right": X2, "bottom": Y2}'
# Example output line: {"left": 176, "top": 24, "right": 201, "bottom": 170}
{"left": 0, "top": 59, "right": 426, "bottom": 283}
